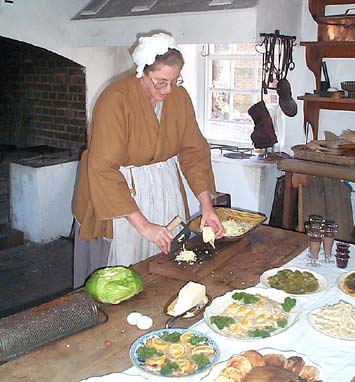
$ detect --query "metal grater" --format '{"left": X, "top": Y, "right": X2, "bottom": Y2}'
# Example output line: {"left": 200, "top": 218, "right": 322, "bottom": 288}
{"left": 0, "top": 291, "right": 100, "bottom": 363}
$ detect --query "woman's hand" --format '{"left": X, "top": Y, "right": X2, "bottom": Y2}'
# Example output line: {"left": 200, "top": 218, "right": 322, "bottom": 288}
{"left": 198, "top": 192, "right": 224, "bottom": 239}
{"left": 126, "top": 211, "right": 174, "bottom": 254}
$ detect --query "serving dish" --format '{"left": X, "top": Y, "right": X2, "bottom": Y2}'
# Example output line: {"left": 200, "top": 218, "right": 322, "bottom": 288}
{"left": 204, "top": 287, "right": 301, "bottom": 340}
{"left": 260, "top": 266, "right": 327, "bottom": 295}
{"left": 337, "top": 269, "right": 355, "bottom": 297}
{"left": 188, "top": 207, "right": 266, "bottom": 242}
{"left": 200, "top": 347, "right": 324, "bottom": 382}
{"left": 308, "top": 300, "right": 355, "bottom": 340}
{"left": 129, "top": 328, "right": 220, "bottom": 378}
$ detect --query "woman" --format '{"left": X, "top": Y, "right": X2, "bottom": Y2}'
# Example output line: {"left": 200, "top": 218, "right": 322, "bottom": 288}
{"left": 73, "top": 32, "right": 224, "bottom": 288}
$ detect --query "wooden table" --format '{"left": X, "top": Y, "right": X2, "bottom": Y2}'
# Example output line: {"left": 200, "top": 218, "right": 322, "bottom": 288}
{"left": 0, "top": 226, "right": 308, "bottom": 382}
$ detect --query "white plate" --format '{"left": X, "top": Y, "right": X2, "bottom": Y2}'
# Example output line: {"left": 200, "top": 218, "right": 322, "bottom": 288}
{"left": 308, "top": 302, "right": 355, "bottom": 341}
{"left": 336, "top": 269, "right": 355, "bottom": 297}
{"left": 204, "top": 287, "right": 301, "bottom": 340}
{"left": 81, "top": 373, "right": 148, "bottom": 382}
{"left": 201, "top": 347, "right": 325, "bottom": 382}
{"left": 260, "top": 267, "right": 327, "bottom": 295}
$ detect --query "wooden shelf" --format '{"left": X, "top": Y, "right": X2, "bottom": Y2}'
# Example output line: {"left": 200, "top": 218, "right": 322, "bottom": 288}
{"left": 278, "top": 158, "right": 355, "bottom": 182}
{"left": 298, "top": 95, "right": 355, "bottom": 139}
{"left": 298, "top": 95, "right": 355, "bottom": 105}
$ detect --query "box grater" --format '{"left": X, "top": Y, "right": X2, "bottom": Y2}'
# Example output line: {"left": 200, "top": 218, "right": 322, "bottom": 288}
{"left": 0, "top": 290, "right": 101, "bottom": 362}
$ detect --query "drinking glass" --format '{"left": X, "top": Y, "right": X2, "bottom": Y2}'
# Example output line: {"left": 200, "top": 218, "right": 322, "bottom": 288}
{"left": 305, "top": 223, "right": 324, "bottom": 266}
{"left": 321, "top": 220, "right": 337, "bottom": 264}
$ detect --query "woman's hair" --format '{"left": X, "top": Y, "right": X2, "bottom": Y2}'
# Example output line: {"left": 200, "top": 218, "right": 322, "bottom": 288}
{"left": 144, "top": 48, "right": 184, "bottom": 73}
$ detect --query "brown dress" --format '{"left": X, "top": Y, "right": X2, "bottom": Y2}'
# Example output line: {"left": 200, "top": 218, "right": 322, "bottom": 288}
{"left": 73, "top": 74, "right": 217, "bottom": 287}
{"left": 74, "top": 74, "right": 216, "bottom": 241}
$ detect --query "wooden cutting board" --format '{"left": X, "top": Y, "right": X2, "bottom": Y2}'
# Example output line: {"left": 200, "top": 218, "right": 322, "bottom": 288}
{"left": 148, "top": 234, "right": 251, "bottom": 282}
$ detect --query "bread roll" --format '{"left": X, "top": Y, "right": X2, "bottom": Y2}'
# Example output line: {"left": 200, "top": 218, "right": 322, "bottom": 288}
{"left": 220, "top": 366, "right": 243, "bottom": 382}
{"left": 263, "top": 353, "right": 286, "bottom": 368}
{"left": 226, "top": 355, "right": 253, "bottom": 377}
{"left": 299, "top": 365, "right": 320, "bottom": 381}
{"left": 215, "top": 375, "right": 236, "bottom": 382}
{"left": 285, "top": 356, "right": 305, "bottom": 375}
{"left": 242, "top": 350, "right": 265, "bottom": 368}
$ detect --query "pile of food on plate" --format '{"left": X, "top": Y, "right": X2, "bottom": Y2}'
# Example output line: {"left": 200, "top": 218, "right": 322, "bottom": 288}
{"left": 343, "top": 271, "right": 355, "bottom": 296}
{"left": 310, "top": 299, "right": 355, "bottom": 340}
{"left": 208, "top": 291, "right": 296, "bottom": 339}
{"left": 214, "top": 349, "right": 321, "bottom": 382}
{"left": 134, "top": 330, "right": 218, "bottom": 377}
{"left": 267, "top": 269, "right": 319, "bottom": 294}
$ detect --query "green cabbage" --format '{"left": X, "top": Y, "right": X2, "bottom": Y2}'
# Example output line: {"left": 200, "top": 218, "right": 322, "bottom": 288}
{"left": 85, "top": 266, "right": 143, "bottom": 304}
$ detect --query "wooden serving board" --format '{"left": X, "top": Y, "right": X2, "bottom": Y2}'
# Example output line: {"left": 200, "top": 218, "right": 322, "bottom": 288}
{"left": 148, "top": 234, "right": 251, "bottom": 282}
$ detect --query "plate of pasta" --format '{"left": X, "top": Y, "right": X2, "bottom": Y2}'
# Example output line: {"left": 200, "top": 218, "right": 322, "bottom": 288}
{"left": 308, "top": 299, "right": 355, "bottom": 340}
{"left": 204, "top": 287, "right": 301, "bottom": 340}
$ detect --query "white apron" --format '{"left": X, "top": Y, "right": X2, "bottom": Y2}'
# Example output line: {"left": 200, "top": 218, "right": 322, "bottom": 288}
{"left": 107, "top": 157, "right": 186, "bottom": 266}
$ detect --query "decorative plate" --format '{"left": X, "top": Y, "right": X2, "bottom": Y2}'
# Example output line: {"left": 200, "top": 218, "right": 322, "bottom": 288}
{"left": 337, "top": 270, "right": 355, "bottom": 297}
{"left": 200, "top": 348, "right": 325, "bottom": 382}
{"left": 204, "top": 287, "right": 301, "bottom": 340}
{"left": 308, "top": 301, "right": 355, "bottom": 341}
{"left": 260, "top": 266, "right": 327, "bottom": 295}
{"left": 129, "top": 328, "right": 220, "bottom": 378}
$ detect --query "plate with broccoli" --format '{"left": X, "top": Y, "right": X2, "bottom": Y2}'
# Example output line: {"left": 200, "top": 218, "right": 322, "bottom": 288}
{"left": 129, "top": 328, "right": 220, "bottom": 378}
{"left": 260, "top": 267, "right": 327, "bottom": 295}
{"left": 204, "top": 287, "right": 301, "bottom": 340}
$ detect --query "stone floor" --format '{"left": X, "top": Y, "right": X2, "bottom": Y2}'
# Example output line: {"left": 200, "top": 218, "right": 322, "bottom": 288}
{"left": 0, "top": 238, "right": 74, "bottom": 318}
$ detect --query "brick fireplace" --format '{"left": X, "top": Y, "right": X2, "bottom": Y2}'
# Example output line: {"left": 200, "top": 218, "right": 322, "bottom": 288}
{"left": 0, "top": 36, "right": 87, "bottom": 243}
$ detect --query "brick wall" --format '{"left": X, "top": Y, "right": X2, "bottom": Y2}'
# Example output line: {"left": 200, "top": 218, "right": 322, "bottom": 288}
{"left": 0, "top": 36, "right": 86, "bottom": 149}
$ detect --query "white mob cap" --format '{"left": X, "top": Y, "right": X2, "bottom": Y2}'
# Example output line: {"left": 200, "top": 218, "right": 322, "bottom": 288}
{"left": 131, "top": 32, "right": 181, "bottom": 78}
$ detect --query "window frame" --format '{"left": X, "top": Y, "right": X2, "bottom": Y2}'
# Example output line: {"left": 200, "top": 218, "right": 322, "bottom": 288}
{"left": 203, "top": 43, "right": 279, "bottom": 147}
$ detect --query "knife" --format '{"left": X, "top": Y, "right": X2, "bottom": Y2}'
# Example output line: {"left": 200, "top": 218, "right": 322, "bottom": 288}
{"left": 166, "top": 215, "right": 192, "bottom": 254}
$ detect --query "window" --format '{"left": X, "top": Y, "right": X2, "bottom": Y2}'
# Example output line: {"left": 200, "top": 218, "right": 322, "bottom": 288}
{"left": 204, "top": 43, "right": 279, "bottom": 146}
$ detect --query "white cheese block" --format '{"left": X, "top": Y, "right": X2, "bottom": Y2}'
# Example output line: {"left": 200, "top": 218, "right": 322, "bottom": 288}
{"left": 172, "top": 281, "right": 206, "bottom": 316}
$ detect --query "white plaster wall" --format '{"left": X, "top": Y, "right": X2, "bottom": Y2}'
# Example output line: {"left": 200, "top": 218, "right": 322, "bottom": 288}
{"left": 10, "top": 162, "right": 78, "bottom": 243}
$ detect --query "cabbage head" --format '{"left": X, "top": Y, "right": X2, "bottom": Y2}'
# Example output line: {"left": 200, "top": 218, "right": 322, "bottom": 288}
{"left": 85, "top": 266, "right": 143, "bottom": 304}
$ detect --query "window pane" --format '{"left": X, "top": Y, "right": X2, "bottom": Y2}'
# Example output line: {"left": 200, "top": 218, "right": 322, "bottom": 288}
{"left": 211, "top": 91, "right": 230, "bottom": 121}
{"left": 212, "top": 60, "right": 230, "bottom": 88}
{"left": 209, "top": 43, "right": 257, "bottom": 55}
{"left": 233, "top": 60, "right": 256, "bottom": 90}
{"left": 211, "top": 44, "right": 232, "bottom": 54}
{"left": 205, "top": 121, "right": 254, "bottom": 145}
{"left": 232, "top": 93, "right": 253, "bottom": 122}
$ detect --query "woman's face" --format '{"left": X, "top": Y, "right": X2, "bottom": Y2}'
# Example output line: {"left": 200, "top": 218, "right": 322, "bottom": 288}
{"left": 142, "top": 64, "right": 182, "bottom": 102}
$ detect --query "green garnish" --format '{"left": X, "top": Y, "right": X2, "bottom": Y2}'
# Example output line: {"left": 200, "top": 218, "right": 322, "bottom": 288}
{"left": 232, "top": 292, "right": 259, "bottom": 304}
{"left": 160, "top": 359, "right": 179, "bottom": 375}
{"left": 277, "top": 318, "right": 288, "bottom": 328}
{"left": 247, "top": 326, "right": 276, "bottom": 338}
{"left": 210, "top": 315, "right": 235, "bottom": 330}
{"left": 159, "top": 331, "right": 181, "bottom": 342}
{"left": 282, "top": 296, "right": 296, "bottom": 312}
{"left": 136, "top": 346, "right": 163, "bottom": 360}
{"left": 192, "top": 353, "right": 210, "bottom": 369}
{"left": 189, "top": 335, "right": 208, "bottom": 345}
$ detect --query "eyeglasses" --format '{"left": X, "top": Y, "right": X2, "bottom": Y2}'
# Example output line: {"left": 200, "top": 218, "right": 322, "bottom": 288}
{"left": 148, "top": 74, "right": 184, "bottom": 90}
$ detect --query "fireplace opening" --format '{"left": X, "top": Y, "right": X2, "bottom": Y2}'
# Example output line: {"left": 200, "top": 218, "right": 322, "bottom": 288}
{"left": 0, "top": 36, "right": 87, "bottom": 229}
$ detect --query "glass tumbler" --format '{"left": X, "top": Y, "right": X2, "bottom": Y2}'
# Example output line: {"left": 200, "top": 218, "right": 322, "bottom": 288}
{"left": 321, "top": 220, "right": 337, "bottom": 263}
{"left": 305, "top": 223, "right": 324, "bottom": 266}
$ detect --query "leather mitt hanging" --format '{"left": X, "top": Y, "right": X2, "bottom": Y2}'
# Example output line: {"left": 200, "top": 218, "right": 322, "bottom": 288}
{"left": 277, "top": 78, "right": 298, "bottom": 117}
{"left": 249, "top": 100, "right": 278, "bottom": 149}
